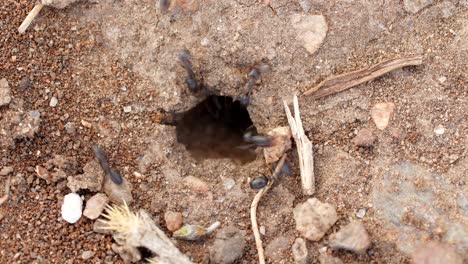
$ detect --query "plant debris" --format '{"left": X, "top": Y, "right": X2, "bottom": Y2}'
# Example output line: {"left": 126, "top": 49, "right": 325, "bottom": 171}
{"left": 303, "top": 55, "right": 423, "bottom": 99}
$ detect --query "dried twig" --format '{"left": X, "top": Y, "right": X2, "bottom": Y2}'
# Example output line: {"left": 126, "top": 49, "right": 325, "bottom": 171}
{"left": 0, "top": 176, "right": 11, "bottom": 206}
{"left": 283, "top": 95, "right": 315, "bottom": 195}
{"left": 18, "top": 4, "right": 44, "bottom": 33}
{"left": 251, "top": 154, "right": 287, "bottom": 264}
{"left": 303, "top": 55, "right": 423, "bottom": 99}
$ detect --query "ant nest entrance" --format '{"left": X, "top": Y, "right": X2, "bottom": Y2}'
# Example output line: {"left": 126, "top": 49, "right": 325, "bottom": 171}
{"left": 175, "top": 95, "right": 257, "bottom": 163}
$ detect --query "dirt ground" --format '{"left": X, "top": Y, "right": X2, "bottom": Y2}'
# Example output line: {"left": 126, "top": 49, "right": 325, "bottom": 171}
{"left": 0, "top": 0, "right": 467, "bottom": 263}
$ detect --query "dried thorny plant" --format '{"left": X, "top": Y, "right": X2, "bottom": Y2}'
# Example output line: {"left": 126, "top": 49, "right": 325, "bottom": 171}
{"left": 100, "top": 203, "right": 193, "bottom": 264}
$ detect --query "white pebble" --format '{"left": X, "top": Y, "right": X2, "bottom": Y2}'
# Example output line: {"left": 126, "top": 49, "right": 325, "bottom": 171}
{"left": 61, "top": 193, "right": 83, "bottom": 224}
{"left": 123, "top": 106, "right": 132, "bottom": 113}
{"left": 434, "top": 124, "right": 445, "bottom": 135}
{"left": 438, "top": 76, "right": 447, "bottom": 84}
{"left": 356, "top": 208, "right": 366, "bottom": 218}
{"left": 259, "top": 226, "right": 266, "bottom": 236}
{"left": 49, "top": 97, "right": 58, "bottom": 107}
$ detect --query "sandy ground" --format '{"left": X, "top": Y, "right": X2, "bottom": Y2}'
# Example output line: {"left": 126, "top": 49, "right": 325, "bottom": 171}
{"left": 0, "top": 0, "right": 467, "bottom": 263}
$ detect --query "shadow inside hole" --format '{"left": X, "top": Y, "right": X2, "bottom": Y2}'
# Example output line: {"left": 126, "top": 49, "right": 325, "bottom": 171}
{"left": 176, "top": 95, "right": 256, "bottom": 163}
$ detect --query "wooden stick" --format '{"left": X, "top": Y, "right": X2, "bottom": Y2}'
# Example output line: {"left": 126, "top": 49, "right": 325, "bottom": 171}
{"left": 283, "top": 96, "right": 315, "bottom": 195}
{"left": 18, "top": 4, "right": 44, "bottom": 34}
{"left": 303, "top": 55, "right": 423, "bottom": 99}
{"left": 250, "top": 155, "right": 287, "bottom": 264}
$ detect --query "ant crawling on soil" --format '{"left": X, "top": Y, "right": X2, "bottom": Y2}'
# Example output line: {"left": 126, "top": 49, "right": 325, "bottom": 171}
{"left": 176, "top": 50, "right": 272, "bottom": 151}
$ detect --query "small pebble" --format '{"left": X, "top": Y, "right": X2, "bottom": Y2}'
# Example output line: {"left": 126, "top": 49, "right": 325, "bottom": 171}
{"left": 353, "top": 128, "right": 376, "bottom": 147}
{"left": 438, "top": 76, "right": 447, "bottom": 84}
{"left": 123, "top": 106, "right": 132, "bottom": 113}
{"left": 83, "top": 193, "right": 109, "bottom": 220}
{"left": 371, "top": 102, "right": 395, "bottom": 130}
{"left": 356, "top": 208, "right": 366, "bottom": 218}
{"left": 0, "top": 166, "right": 14, "bottom": 176}
{"left": 184, "top": 176, "right": 210, "bottom": 193}
{"left": 81, "top": 250, "right": 95, "bottom": 260}
{"left": 403, "top": 0, "right": 433, "bottom": 14}
{"left": 434, "top": 124, "right": 445, "bottom": 135}
{"left": 164, "top": 211, "right": 183, "bottom": 232}
{"left": 0, "top": 78, "right": 11, "bottom": 107}
{"left": 292, "top": 237, "right": 308, "bottom": 264}
{"left": 250, "top": 176, "right": 269, "bottom": 189}
{"left": 49, "top": 97, "right": 58, "bottom": 107}
{"left": 294, "top": 198, "right": 338, "bottom": 241}
{"left": 259, "top": 226, "right": 266, "bottom": 236}
{"left": 222, "top": 178, "right": 236, "bottom": 190}
{"left": 61, "top": 193, "right": 83, "bottom": 224}
{"left": 64, "top": 122, "right": 76, "bottom": 135}
{"left": 329, "top": 221, "right": 371, "bottom": 254}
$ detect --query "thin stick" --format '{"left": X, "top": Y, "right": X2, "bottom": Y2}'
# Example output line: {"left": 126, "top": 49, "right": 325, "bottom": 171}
{"left": 303, "top": 55, "right": 423, "bottom": 98}
{"left": 18, "top": 4, "right": 44, "bottom": 34}
{"left": 0, "top": 176, "right": 11, "bottom": 206}
{"left": 251, "top": 155, "right": 287, "bottom": 264}
{"left": 283, "top": 96, "right": 315, "bottom": 195}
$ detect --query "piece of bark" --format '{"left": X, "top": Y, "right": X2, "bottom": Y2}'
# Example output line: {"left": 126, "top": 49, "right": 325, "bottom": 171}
{"left": 303, "top": 55, "right": 423, "bottom": 99}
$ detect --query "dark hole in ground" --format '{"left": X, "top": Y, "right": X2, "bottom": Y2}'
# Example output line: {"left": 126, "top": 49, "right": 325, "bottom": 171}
{"left": 175, "top": 95, "right": 256, "bottom": 163}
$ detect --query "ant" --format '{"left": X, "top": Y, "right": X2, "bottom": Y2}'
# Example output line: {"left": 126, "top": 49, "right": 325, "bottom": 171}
{"left": 177, "top": 50, "right": 272, "bottom": 150}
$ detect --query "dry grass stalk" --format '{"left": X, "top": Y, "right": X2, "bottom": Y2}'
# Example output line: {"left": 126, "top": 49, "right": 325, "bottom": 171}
{"left": 18, "top": 4, "right": 44, "bottom": 33}
{"left": 251, "top": 154, "right": 287, "bottom": 264}
{"left": 303, "top": 55, "right": 423, "bottom": 98}
{"left": 100, "top": 203, "right": 193, "bottom": 264}
{"left": 283, "top": 95, "right": 315, "bottom": 195}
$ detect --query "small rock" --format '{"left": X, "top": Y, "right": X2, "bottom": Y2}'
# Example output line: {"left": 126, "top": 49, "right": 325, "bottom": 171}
{"left": 18, "top": 77, "right": 31, "bottom": 92}
{"left": 263, "top": 126, "right": 292, "bottom": 163}
{"left": 404, "top": 0, "right": 433, "bottom": 14}
{"left": 164, "top": 211, "right": 183, "bottom": 232}
{"left": 291, "top": 14, "right": 328, "bottom": 55}
{"left": 371, "top": 102, "right": 395, "bottom": 130}
{"left": 438, "top": 76, "right": 447, "bottom": 84}
{"left": 104, "top": 176, "right": 133, "bottom": 205}
{"left": 259, "top": 226, "right": 266, "bottom": 236}
{"left": 353, "top": 128, "right": 376, "bottom": 147}
{"left": 0, "top": 78, "right": 11, "bottom": 107}
{"left": 123, "top": 106, "right": 132, "bottom": 113}
{"left": 299, "top": 0, "right": 312, "bottom": 13}
{"left": 83, "top": 193, "right": 109, "bottom": 219}
{"left": 222, "top": 178, "right": 235, "bottom": 190}
{"left": 0, "top": 166, "right": 13, "bottom": 176}
{"left": 329, "top": 221, "right": 371, "bottom": 254}
{"left": 209, "top": 226, "right": 246, "bottom": 264}
{"left": 319, "top": 252, "right": 344, "bottom": 264}
{"left": 64, "top": 122, "right": 76, "bottom": 135}
{"left": 411, "top": 241, "right": 463, "bottom": 264}
{"left": 293, "top": 198, "right": 338, "bottom": 241}
{"left": 35, "top": 165, "right": 67, "bottom": 183}
{"left": 49, "top": 97, "right": 58, "bottom": 107}
{"left": 61, "top": 193, "right": 83, "bottom": 224}
{"left": 67, "top": 161, "right": 104, "bottom": 192}
{"left": 292, "top": 237, "right": 308, "bottom": 264}
{"left": 356, "top": 208, "right": 366, "bottom": 218}
{"left": 434, "top": 124, "right": 445, "bottom": 135}
{"left": 81, "top": 250, "right": 95, "bottom": 260}
{"left": 185, "top": 176, "right": 209, "bottom": 193}
{"left": 81, "top": 119, "right": 92, "bottom": 128}
{"left": 265, "top": 236, "right": 291, "bottom": 260}
{"left": 14, "top": 110, "right": 41, "bottom": 139}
